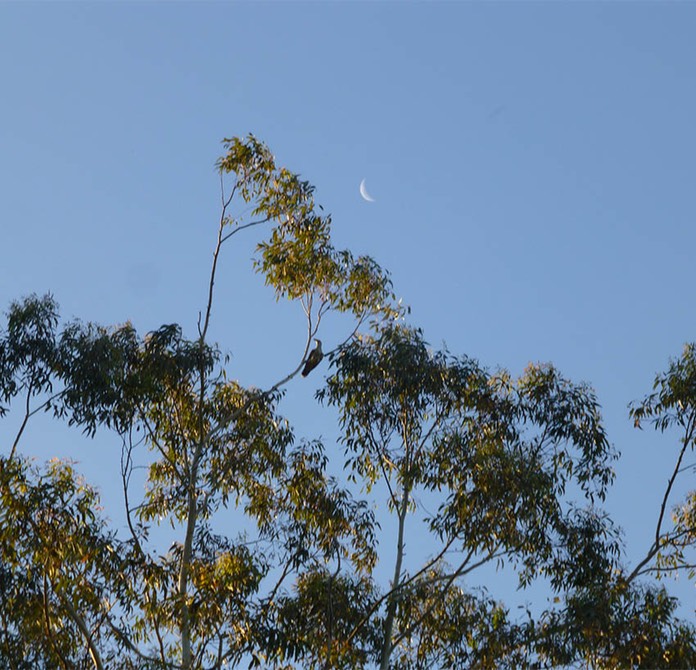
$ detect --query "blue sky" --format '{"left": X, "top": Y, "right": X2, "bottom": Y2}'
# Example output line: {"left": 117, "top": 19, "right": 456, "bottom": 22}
{"left": 2, "top": 2, "right": 695, "bottom": 617}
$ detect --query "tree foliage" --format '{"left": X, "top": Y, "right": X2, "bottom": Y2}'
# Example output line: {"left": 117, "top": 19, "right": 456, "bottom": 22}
{"left": 0, "top": 135, "right": 694, "bottom": 668}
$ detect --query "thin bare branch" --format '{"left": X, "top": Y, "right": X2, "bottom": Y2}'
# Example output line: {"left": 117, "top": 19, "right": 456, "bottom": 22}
{"left": 42, "top": 572, "right": 71, "bottom": 670}
{"left": 641, "top": 562, "right": 696, "bottom": 574}
{"left": 120, "top": 432, "right": 146, "bottom": 559}
{"left": 140, "top": 413, "right": 185, "bottom": 480}
{"left": 627, "top": 415, "right": 695, "bottom": 584}
{"left": 220, "top": 172, "right": 237, "bottom": 210}
{"left": 53, "top": 586, "right": 104, "bottom": 670}
{"left": 8, "top": 384, "right": 67, "bottom": 458}
{"left": 390, "top": 545, "right": 505, "bottom": 651}
{"left": 219, "top": 216, "right": 271, "bottom": 244}
{"left": 104, "top": 615, "right": 183, "bottom": 669}
{"left": 9, "top": 380, "right": 33, "bottom": 459}
{"left": 345, "top": 537, "right": 458, "bottom": 649}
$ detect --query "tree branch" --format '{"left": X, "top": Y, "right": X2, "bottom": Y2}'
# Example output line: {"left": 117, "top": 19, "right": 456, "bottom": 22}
{"left": 626, "top": 414, "right": 695, "bottom": 584}
{"left": 104, "top": 614, "right": 183, "bottom": 669}
{"left": 42, "top": 572, "right": 71, "bottom": 670}
{"left": 219, "top": 216, "right": 271, "bottom": 244}
{"left": 120, "top": 432, "right": 147, "bottom": 559}
{"left": 53, "top": 585, "right": 104, "bottom": 670}
{"left": 344, "top": 537, "right": 457, "bottom": 649}
{"left": 390, "top": 545, "right": 505, "bottom": 651}
{"left": 9, "top": 382, "right": 33, "bottom": 459}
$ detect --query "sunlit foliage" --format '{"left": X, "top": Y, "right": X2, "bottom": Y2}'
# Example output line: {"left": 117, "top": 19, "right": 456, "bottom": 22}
{"left": 0, "top": 136, "right": 694, "bottom": 669}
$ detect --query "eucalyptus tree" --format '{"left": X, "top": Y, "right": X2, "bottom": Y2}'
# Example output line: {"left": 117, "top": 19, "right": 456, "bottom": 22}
{"left": 0, "top": 136, "right": 695, "bottom": 669}
{"left": 528, "top": 343, "right": 696, "bottom": 669}
{"left": 0, "top": 136, "right": 397, "bottom": 669}
{"left": 318, "top": 323, "right": 621, "bottom": 668}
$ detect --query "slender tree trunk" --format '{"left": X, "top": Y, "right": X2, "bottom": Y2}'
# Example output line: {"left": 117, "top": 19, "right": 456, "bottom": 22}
{"left": 179, "top": 467, "right": 199, "bottom": 668}
{"left": 179, "top": 351, "right": 208, "bottom": 668}
{"left": 380, "top": 486, "right": 410, "bottom": 670}
{"left": 175, "top": 185, "right": 224, "bottom": 668}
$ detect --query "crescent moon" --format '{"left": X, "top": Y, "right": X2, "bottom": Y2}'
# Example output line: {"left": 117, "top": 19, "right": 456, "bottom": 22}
{"left": 359, "top": 179, "right": 375, "bottom": 202}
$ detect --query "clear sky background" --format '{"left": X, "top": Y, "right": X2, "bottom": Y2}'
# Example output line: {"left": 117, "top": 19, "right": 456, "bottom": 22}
{"left": 2, "top": 1, "right": 695, "bottom": 619}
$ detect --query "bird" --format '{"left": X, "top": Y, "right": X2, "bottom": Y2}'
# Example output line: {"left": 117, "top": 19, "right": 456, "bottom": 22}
{"left": 301, "top": 339, "right": 323, "bottom": 377}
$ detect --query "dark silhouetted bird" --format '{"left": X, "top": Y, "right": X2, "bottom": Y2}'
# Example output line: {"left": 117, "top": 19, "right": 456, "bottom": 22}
{"left": 301, "top": 339, "right": 323, "bottom": 377}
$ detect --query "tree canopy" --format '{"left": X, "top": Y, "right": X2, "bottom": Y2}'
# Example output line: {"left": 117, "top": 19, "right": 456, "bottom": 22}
{"left": 1, "top": 135, "right": 694, "bottom": 669}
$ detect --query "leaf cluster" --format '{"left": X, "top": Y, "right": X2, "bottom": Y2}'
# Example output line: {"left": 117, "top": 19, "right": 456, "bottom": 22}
{"left": 218, "top": 135, "right": 400, "bottom": 323}
{"left": 320, "top": 323, "right": 618, "bottom": 590}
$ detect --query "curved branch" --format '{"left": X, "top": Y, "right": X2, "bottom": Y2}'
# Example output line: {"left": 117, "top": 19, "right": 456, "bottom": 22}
{"left": 104, "top": 614, "right": 182, "bottom": 669}
{"left": 626, "top": 414, "right": 695, "bottom": 584}
{"left": 8, "top": 385, "right": 67, "bottom": 459}
{"left": 199, "top": 183, "right": 270, "bottom": 341}
{"left": 219, "top": 216, "right": 270, "bottom": 244}
{"left": 120, "top": 432, "right": 147, "bottom": 559}
{"left": 53, "top": 585, "right": 104, "bottom": 670}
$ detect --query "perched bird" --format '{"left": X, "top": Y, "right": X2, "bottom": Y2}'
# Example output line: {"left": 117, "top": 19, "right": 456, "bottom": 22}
{"left": 301, "top": 339, "right": 323, "bottom": 377}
